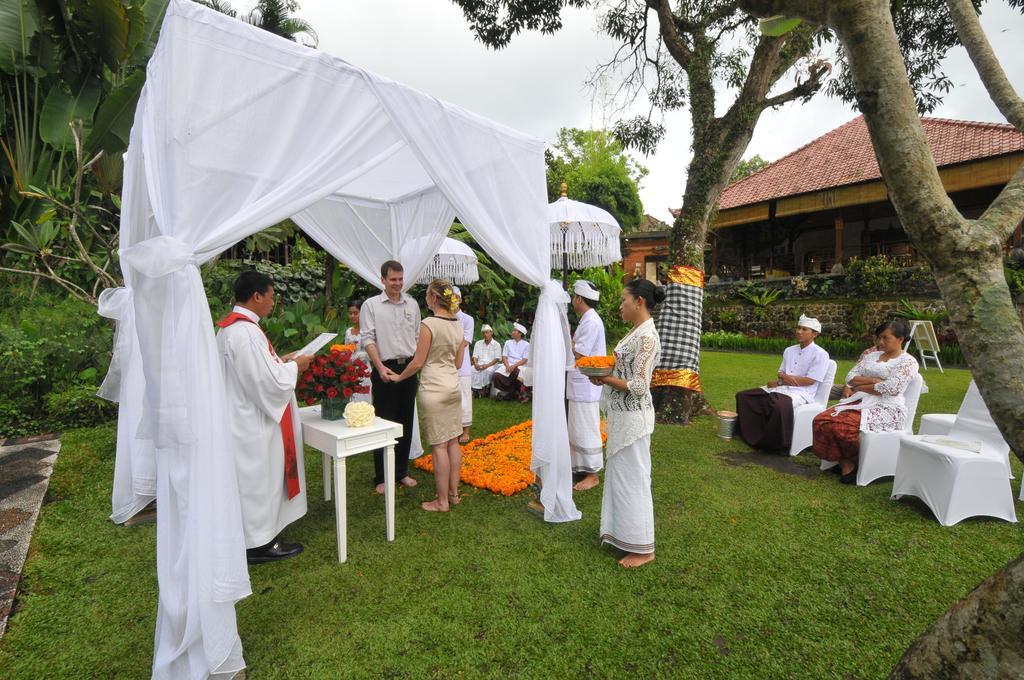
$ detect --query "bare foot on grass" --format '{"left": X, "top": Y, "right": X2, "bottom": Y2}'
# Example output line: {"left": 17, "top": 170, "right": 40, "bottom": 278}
{"left": 399, "top": 476, "right": 418, "bottom": 488}
{"left": 421, "top": 498, "right": 449, "bottom": 512}
{"left": 374, "top": 483, "right": 386, "bottom": 495}
{"left": 618, "top": 552, "right": 655, "bottom": 568}
{"left": 448, "top": 493, "right": 461, "bottom": 505}
{"left": 573, "top": 474, "right": 600, "bottom": 491}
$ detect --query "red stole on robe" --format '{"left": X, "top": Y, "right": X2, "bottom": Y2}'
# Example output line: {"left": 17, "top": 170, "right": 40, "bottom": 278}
{"left": 217, "top": 312, "right": 301, "bottom": 500}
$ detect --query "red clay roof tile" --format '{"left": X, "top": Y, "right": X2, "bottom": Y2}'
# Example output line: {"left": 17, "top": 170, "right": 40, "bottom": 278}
{"left": 716, "top": 115, "right": 1024, "bottom": 211}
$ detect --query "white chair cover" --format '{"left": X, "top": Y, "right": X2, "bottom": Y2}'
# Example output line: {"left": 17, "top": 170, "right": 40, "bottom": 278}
{"left": 892, "top": 381, "right": 1017, "bottom": 526}
{"left": 100, "top": 2, "right": 579, "bottom": 676}
{"left": 851, "top": 372, "right": 924, "bottom": 485}
{"left": 788, "top": 360, "right": 837, "bottom": 456}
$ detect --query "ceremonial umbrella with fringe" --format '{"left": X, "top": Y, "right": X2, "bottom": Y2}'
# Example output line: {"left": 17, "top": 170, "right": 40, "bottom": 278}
{"left": 416, "top": 237, "right": 479, "bottom": 285}
{"left": 548, "top": 185, "right": 622, "bottom": 288}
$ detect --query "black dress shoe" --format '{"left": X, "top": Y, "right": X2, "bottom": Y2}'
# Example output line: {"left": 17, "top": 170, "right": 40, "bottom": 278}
{"left": 246, "top": 539, "right": 304, "bottom": 564}
{"left": 839, "top": 468, "right": 858, "bottom": 485}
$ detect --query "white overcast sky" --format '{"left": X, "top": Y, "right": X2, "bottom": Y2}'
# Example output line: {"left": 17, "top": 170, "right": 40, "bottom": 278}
{"left": 241, "top": 1, "right": 1024, "bottom": 222}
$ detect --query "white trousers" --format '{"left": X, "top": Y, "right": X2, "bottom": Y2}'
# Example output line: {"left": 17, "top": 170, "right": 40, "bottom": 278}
{"left": 568, "top": 400, "right": 603, "bottom": 473}
{"left": 459, "top": 375, "right": 472, "bottom": 426}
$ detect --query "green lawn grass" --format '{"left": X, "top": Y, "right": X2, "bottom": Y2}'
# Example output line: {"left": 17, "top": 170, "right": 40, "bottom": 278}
{"left": 1, "top": 351, "right": 1020, "bottom": 678}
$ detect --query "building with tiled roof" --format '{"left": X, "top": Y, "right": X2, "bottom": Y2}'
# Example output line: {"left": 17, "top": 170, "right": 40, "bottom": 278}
{"left": 623, "top": 115, "right": 1024, "bottom": 282}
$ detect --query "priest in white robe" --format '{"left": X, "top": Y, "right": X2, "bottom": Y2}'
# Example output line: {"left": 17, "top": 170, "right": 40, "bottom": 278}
{"left": 216, "top": 271, "right": 312, "bottom": 564}
{"left": 567, "top": 280, "right": 606, "bottom": 491}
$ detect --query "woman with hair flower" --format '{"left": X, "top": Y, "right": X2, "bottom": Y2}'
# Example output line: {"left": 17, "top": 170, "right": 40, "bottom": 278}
{"left": 392, "top": 279, "right": 467, "bottom": 512}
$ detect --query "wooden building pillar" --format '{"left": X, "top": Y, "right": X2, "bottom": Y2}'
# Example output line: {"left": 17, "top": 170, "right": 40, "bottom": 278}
{"left": 711, "top": 235, "right": 719, "bottom": 275}
{"left": 834, "top": 214, "right": 845, "bottom": 266}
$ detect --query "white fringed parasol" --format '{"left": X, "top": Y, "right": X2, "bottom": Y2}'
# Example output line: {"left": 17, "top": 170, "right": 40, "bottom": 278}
{"left": 548, "top": 188, "right": 622, "bottom": 273}
{"left": 416, "top": 237, "right": 479, "bottom": 285}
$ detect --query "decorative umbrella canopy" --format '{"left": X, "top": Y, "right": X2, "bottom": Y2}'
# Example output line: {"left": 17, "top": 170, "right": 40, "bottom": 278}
{"left": 416, "top": 237, "right": 479, "bottom": 285}
{"left": 548, "top": 190, "right": 622, "bottom": 270}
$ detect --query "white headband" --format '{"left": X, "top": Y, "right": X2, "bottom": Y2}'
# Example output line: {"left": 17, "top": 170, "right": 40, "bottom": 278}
{"left": 513, "top": 322, "right": 527, "bottom": 336}
{"left": 573, "top": 279, "right": 600, "bottom": 301}
{"left": 798, "top": 314, "right": 822, "bottom": 333}
{"left": 481, "top": 324, "right": 493, "bottom": 332}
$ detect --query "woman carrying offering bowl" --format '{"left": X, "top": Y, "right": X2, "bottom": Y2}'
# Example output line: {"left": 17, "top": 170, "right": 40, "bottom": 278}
{"left": 587, "top": 278, "right": 664, "bottom": 568}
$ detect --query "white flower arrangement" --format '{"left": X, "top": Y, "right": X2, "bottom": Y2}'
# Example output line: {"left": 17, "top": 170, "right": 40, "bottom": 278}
{"left": 343, "top": 401, "right": 375, "bottom": 428}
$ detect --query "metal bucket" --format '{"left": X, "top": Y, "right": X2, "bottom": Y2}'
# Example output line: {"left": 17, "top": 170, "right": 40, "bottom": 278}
{"left": 716, "top": 410, "right": 737, "bottom": 440}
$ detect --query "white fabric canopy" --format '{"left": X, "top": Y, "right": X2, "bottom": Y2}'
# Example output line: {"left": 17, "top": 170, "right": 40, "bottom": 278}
{"left": 548, "top": 196, "right": 622, "bottom": 269}
{"left": 102, "top": 2, "right": 579, "bottom": 677}
{"left": 415, "top": 237, "right": 479, "bottom": 285}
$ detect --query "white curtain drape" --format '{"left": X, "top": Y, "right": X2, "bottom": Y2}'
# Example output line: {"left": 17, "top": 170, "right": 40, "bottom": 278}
{"left": 104, "top": 2, "right": 579, "bottom": 677}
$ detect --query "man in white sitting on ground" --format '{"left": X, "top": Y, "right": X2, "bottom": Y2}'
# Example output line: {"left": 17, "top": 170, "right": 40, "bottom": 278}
{"left": 215, "top": 271, "right": 313, "bottom": 564}
{"left": 491, "top": 322, "right": 530, "bottom": 400}
{"left": 452, "top": 286, "right": 474, "bottom": 444}
{"left": 472, "top": 324, "right": 502, "bottom": 397}
{"left": 734, "top": 315, "right": 831, "bottom": 452}
{"left": 566, "top": 279, "right": 607, "bottom": 491}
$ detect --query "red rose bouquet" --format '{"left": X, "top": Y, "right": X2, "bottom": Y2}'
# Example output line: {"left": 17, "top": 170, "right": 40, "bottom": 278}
{"left": 295, "top": 345, "right": 371, "bottom": 409}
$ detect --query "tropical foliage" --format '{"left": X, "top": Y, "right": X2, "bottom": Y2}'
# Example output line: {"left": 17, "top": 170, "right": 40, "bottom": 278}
{"left": 1, "top": 0, "right": 169, "bottom": 302}
{"left": 545, "top": 128, "right": 647, "bottom": 233}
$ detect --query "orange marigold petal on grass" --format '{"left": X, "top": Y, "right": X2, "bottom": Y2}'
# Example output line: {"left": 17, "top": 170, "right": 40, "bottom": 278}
{"left": 415, "top": 419, "right": 537, "bottom": 495}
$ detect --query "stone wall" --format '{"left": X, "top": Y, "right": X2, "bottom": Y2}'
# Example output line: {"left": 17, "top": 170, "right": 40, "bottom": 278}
{"left": 703, "top": 299, "right": 956, "bottom": 338}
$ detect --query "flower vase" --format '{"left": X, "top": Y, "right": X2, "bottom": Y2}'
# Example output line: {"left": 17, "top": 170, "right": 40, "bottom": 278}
{"left": 321, "top": 396, "right": 349, "bottom": 421}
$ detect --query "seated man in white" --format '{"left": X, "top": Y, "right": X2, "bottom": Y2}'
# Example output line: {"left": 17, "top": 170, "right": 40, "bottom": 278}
{"left": 735, "top": 315, "right": 830, "bottom": 451}
{"left": 471, "top": 324, "right": 502, "bottom": 397}
{"left": 492, "top": 322, "right": 529, "bottom": 400}
{"left": 216, "top": 271, "right": 313, "bottom": 564}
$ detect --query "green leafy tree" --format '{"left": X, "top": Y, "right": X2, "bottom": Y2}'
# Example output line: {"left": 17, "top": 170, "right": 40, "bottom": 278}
{"left": 196, "top": 0, "right": 318, "bottom": 46}
{"left": 546, "top": 127, "right": 647, "bottom": 233}
{"left": 730, "top": 154, "right": 769, "bottom": 182}
{"left": 1, "top": 0, "right": 170, "bottom": 301}
{"left": 451, "top": 0, "right": 984, "bottom": 423}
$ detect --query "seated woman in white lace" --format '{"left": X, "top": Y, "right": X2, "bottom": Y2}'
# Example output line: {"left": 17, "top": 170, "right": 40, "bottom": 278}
{"left": 587, "top": 278, "right": 663, "bottom": 569}
{"left": 812, "top": 319, "right": 919, "bottom": 484}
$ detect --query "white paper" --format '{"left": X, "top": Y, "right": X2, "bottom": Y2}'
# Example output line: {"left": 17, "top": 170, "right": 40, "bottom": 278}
{"left": 296, "top": 332, "right": 338, "bottom": 356}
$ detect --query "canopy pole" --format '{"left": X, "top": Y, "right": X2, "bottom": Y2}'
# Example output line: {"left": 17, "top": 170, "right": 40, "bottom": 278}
{"left": 559, "top": 180, "right": 570, "bottom": 290}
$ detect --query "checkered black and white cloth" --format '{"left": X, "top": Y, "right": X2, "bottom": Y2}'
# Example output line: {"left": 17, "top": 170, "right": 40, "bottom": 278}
{"left": 654, "top": 282, "right": 702, "bottom": 372}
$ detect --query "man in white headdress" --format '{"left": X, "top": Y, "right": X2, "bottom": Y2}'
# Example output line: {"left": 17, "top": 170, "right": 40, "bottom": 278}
{"left": 735, "top": 314, "right": 830, "bottom": 451}
{"left": 453, "top": 286, "right": 474, "bottom": 444}
{"left": 472, "top": 324, "right": 502, "bottom": 397}
{"left": 492, "top": 322, "right": 530, "bottom": 399}
{"left": 216, "top": 271, "right": 312, "bottom": 563}
{"left": 566, "top": 280, "right": 607, "bottom": 491}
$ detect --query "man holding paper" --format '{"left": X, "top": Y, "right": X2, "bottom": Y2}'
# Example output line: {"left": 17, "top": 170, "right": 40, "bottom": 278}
{"left": 216, "top": 271, "right": 313, "bottom": 564}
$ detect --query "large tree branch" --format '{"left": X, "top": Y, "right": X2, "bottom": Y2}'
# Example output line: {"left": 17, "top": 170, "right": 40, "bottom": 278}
{"left": 738, "top": 0, "right": 828, "bottom": 24}
{"left": 978, "top": 157, "right": 1024, "bottom": 240}
{"left": 761, "top": 58, "right": 830, "bottom": 109}
{"left": 945, "top": 0, "right": 1024, "bottom": 131}
{"left": 649, "top": 0, "right": 692, "bottom": 68}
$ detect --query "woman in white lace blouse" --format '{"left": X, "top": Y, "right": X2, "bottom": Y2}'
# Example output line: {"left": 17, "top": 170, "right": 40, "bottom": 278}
{"left": 812, "top": 319, "right": 919, "bottom": 484}
{"left": 588, "top": 278, "right": 663, "bottom": 568}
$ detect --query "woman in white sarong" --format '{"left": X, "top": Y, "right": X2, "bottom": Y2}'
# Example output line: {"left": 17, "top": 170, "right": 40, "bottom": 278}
{"left": 588, "top": 278, "right": 663, "bottom": 568}
{"left": 344, "top": 300, "right": 372, "bottom": 404}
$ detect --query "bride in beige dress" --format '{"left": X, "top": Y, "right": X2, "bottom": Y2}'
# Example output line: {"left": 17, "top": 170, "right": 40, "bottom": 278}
{"left": 393, "top": 279, "right": 467, "bottom": 512}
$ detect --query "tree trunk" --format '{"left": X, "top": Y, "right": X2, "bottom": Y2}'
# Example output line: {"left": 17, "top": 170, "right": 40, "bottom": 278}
{"left": 824, "top": 0, "right": 1024, "bottom": 461}
{"left": 735, "top": 1, "right": 1024, "bottom": 676}
{"left": 654, "top": 130, "right": 760, "bottom": 425}
{"left": 890, "top": 555, "right": 1024, "bottom": 679}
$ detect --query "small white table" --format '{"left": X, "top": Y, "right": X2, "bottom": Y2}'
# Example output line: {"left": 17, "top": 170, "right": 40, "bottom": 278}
{"left": 299, "top": 407, "right": 403, "bottom": 563}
